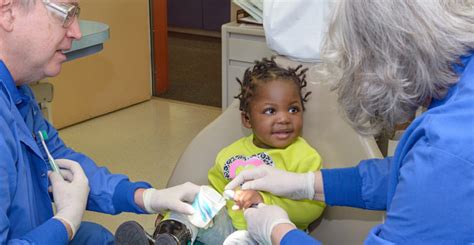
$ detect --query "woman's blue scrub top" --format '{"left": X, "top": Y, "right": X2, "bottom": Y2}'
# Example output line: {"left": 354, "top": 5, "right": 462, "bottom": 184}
{"left": 284, "top": 52, "right": 474, "bottom": 244}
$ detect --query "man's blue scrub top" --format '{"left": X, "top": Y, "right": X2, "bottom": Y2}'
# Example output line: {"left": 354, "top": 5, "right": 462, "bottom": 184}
{"left": 0, "top": 61, "right": 151, "bottom": 244}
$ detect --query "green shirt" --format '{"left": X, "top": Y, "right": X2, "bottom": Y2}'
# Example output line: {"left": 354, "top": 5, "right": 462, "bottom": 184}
{"left": 208, "top": 134, "right": 326, "bottom": 230}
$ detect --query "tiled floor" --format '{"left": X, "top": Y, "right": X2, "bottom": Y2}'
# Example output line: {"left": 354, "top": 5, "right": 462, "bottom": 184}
{"left": 58, "top": 98, "right": 221, "bottom": 235}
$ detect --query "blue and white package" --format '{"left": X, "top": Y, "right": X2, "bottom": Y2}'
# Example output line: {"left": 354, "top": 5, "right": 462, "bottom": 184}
{"left": 188, "top": 185, "right": 226, "bottom": 228}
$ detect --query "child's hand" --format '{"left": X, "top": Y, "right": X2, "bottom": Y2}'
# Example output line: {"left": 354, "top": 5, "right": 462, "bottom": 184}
{"left": 233, "top": 189, "right": 263, "bottom": 210}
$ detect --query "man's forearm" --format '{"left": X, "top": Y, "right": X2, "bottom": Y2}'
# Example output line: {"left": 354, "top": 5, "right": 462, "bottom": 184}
{"left": 54, "top": 217, "right": 73, "bottom": 240}
{"left": 134, "top": 188, "right": 146, "bottom": 210}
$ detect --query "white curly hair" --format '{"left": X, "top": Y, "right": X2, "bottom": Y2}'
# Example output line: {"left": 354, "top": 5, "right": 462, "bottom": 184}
{"left": 319, "top": 0, "right": 474, "bottom": 135}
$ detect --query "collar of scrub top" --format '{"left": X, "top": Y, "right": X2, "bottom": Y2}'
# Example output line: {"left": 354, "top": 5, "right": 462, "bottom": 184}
{"left": 0, "top": 60, "right": 29, "bottom": 105}
{"left": 453, "top": 50, "right": 474, "bottom": 74}
{"left": 0, "top": 60, "right": 58, "bottom": 175}
{"left": 429, "top": 50, "right": 473, "bottom": 109}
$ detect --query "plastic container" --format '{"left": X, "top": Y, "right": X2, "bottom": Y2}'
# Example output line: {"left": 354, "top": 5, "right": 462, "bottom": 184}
{"left": 187, "top": 186, "right": 226, "bottom": 228}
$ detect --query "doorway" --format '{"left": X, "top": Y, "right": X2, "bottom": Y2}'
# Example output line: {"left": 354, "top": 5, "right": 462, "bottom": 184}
{"left": 150, "top": 0, "right": 230, "bottom": 108}
{"left": 150, "top": 0, "right": 168, "bottom": 95}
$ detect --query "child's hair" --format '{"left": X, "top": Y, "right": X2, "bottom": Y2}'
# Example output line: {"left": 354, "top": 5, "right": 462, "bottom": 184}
{"left": 235, "top": 57, "right": 311, "bottom": 114}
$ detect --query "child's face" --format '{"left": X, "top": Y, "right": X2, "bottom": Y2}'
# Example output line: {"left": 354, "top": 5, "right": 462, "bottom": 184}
{"left": 242, "top": 79, "right": 303, "bottom": 149}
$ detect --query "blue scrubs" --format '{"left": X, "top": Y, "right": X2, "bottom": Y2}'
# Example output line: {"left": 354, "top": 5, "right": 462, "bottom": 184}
{"left": 283, "top": 52, "right": 474, "bottom": 244}
{"left": 0, "top": 61, "right": 151, "bottom": 244}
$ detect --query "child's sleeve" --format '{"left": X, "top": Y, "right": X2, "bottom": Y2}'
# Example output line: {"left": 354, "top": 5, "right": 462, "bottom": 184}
{"left": 208, "top": 151, "right": 228, "bottom": 193}
{"left": 260, "top": 152, "right": 326, "bottom": 230}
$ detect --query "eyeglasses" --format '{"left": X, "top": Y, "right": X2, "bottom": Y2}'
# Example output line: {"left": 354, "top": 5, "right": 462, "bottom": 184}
{"left": 42, "top": 0, "right": 80, "bottom": 28}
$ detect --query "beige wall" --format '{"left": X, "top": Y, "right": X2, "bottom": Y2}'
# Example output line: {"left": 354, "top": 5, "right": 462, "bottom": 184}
{"left": 50, "top": 0, "right": 151, "bottom": 128}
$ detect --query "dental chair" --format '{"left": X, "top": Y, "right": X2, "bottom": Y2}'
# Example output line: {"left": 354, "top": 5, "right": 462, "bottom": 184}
{"left": 167, "top": 57, "right": 385, "bottom": 244}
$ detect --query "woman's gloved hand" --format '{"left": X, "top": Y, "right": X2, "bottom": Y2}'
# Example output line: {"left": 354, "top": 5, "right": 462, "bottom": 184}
{"left": 225, "top": 165, "right": 315, "bottom": 200}
{"left": 49, "top": 159, "right": 90, "bottom": 239}
{"left": 244, "top": 204, "right": 296, "bottom": 245}
{"left": 143, "top": 182, "right": 200, "bottom": 215}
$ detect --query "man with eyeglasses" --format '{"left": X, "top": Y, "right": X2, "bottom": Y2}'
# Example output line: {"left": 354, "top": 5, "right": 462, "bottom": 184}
{"left": 0, "top": 0, "right": 200, "bottom": 244}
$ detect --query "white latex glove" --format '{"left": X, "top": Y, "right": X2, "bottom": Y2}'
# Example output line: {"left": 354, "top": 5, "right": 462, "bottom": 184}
{"left": 225, "top": 165, "right": 315, "bottom": 200}
{"left": 244, "top": 204, "right": 296, "bottom": 245}
{"left": 143, "top": 182, "right": 200, "bottom": 215}
{"left": 49, "top": 159, "right": 90, "bottom": 239}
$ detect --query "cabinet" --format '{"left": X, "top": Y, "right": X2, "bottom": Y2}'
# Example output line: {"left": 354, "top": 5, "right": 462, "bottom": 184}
{"left": 221, "top": 22, "right": 274, "bottom": 108}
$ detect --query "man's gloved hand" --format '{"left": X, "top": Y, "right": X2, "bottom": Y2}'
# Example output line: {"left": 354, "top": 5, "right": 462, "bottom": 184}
{"left": 244, "top": 204, "right": 296, "bottom": 245}
{"left": 49, "top": 159, "right": 90, "bottom": 239}
{"left": 225, "top": 165, "right": 315, "bottom": 200}
{"left": 143, "top": 182, "right": 200, "bottom": 215}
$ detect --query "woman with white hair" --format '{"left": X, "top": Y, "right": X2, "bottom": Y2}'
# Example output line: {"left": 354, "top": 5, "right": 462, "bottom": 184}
{"left": 225, "top": 0, "right": 474, "bottom": 244}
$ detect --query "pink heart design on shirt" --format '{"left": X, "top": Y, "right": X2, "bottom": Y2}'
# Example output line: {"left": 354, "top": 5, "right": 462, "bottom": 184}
{"left": 228, "top": 157, "right": 264, "bottom": 179}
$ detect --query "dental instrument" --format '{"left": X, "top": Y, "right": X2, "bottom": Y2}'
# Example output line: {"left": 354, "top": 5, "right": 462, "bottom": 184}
{"left": 38, "top": 130, "right": 62, "bottom": 178}
{"left": 223, "top": 189, "right": 235, "bottom": 200}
